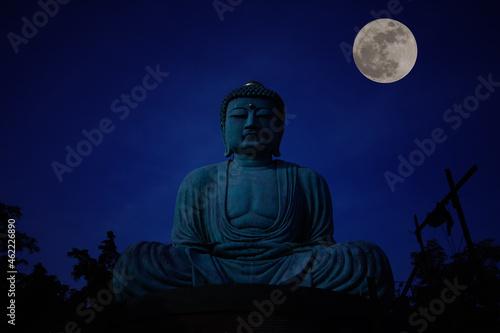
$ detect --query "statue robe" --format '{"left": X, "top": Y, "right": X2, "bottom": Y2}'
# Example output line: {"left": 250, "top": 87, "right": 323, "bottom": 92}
{"left": 113, "top": 160, "right": 394, "bottom": 302}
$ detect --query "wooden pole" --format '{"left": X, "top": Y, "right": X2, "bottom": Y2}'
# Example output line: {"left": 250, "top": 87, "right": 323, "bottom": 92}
{"left": 415, "top": 165, "right": 478, "bottom": 234}
{"left": 414, "top": 215, "right": 425, "bottom": 253}
{"left": 445, "top": 168, "right": 475, "bottom": 251}
{"left": 400, "top": 264, "right": 418, "bottom": 298}
{"left": 400, "top": 216, "right": 429, "bottom": 298}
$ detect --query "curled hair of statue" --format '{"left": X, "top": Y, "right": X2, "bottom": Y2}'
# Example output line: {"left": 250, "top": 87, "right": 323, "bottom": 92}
{"left": 220, "top": 81, "right": 286, "bottom": 125}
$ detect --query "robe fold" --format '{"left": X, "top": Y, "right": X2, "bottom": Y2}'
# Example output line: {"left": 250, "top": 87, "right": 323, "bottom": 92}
{"left": 113, "top": 160, "right": 394, "bottom": 303}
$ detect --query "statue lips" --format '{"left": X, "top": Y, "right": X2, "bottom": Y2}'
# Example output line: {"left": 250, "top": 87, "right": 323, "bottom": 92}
{"left": 243, "top": 131, "right": 259, "bottom": 140}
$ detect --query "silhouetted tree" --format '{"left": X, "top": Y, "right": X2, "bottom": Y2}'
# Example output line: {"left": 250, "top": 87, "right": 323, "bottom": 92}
{"left": 1, "top": 205, "right": 122, "bottom": 332}
{"left": 0, "top": 202, "right": 40, "bottom": 265}
{"left": 15, "top": 263, "right": 70, "bottom": 325}
{"left": 405, "top": 238, "right": 500, "bottom": 332}
{"left": 410, "top": 239, "right": 449, "bottom": 303}
{"left": 448, "top": 239, "right": 500, "bottom": 316}
{"left": 13, "top": 231, "right": 122, "bottom": 332}
{"left": 67, "top": 231, "right": 120, "bottom": 303}
{"left": 0, "top": 203, "right": 70, "bottom": 332}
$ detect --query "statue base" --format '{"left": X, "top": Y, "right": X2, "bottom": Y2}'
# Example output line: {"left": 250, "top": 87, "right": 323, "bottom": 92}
{"left": 89, "top": 284, "right": 389, "bottom": 332}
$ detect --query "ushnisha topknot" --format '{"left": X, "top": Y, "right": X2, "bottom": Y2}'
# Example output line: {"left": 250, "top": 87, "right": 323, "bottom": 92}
{"left": 220, "top": 81, "right": 285, "bottom": 125}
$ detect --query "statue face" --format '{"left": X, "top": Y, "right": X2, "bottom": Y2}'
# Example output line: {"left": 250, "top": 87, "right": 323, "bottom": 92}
{"left": 222, "top": 97, "right": 284, "bottom": 159}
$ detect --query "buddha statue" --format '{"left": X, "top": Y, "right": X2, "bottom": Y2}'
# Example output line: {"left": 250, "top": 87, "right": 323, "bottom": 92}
{"left": 113, "top": 82, "right": 394, "bottom": 304}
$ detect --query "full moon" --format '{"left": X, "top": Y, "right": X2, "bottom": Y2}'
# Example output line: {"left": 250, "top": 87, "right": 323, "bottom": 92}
{"left": 353, "top": 19, "right": 417, "bottom": 83}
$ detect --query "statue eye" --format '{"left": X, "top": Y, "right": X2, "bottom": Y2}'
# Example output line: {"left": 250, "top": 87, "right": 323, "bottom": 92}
{"left": 228, "top": 109, "right": 248, "bottom": 118}
{"left": 257, "top": 112, "right": 273, "bottom": 118}
{"left": 229, "top": 114, "right": 247, "bottom": 118}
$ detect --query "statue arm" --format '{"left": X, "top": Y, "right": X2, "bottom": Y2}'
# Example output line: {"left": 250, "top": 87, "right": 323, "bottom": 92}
{"left": 171, "top": 167, "right": 213, "bottom": 247}
{"left": 298, "top": 167, "right": 335, "bottom": 244}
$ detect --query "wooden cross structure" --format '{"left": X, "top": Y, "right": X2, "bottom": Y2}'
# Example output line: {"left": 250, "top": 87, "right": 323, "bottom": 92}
{"left": 400, "top": 165, "right": 478, "bottom": 298}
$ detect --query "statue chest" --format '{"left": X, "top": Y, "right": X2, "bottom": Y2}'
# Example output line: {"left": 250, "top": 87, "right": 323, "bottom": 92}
{"left": 226, "top": 168, "right": 279, "bottom": 229}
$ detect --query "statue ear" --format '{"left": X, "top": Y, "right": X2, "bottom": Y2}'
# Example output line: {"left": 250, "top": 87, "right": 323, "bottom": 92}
{"left": 272, "top": 127, "right": 284, "bottom": 157}
{"left": 220, "top": 125, "right": 233, "bottom": 158}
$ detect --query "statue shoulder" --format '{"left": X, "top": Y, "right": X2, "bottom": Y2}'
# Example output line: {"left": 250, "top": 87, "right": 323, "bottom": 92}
{"left": 295, "top": 164, "right": 328, "bottom": 184}
{"left": 276, "top": 159, "right": 330, "bottom": 190}
{"left": 179, "top": 161, "right": 225, "bottom": 189}
{"left": 297, "top": 165, "right": 326, "bottom": 180}
{"left": 297, "top": 164, "right": 332, "bottom": 196}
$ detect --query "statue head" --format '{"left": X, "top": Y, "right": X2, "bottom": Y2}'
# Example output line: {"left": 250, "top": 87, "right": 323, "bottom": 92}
{"left": 220, "top": 82, "right": 286, "bottom": 159}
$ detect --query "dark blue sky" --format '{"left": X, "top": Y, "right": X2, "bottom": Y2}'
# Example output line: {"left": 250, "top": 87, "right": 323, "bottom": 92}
{"left": 1, "top": 0, "right": 499, "bottom": 291}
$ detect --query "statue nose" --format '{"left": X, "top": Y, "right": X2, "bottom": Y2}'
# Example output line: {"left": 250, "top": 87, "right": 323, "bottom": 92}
{"left": 244, "top": 114, "right": 259, "bottom": 128}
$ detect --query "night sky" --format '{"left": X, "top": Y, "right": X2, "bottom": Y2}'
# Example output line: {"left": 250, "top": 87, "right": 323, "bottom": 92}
{"left": 1, "top": 0, "right": 499, "bottom": 292}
